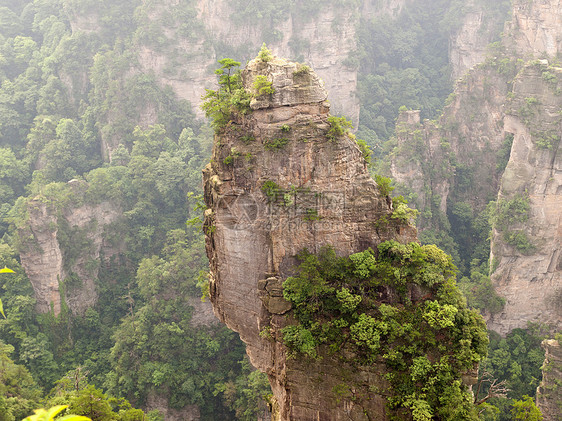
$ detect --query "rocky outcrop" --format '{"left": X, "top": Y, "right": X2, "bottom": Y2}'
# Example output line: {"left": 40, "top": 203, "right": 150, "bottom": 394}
{"left": 203, "top": 55, "right": 422, "bottom": 420}
{"left": 487, "top": 62, "right": 562, "bottom": 335}
{"left": 389, "top": 61, "right": 510, "bottom": 231}
{"left": 389, "top": 0, "right": 562, "bottom": 336}
{"left": 135, "top": 0, "right": 362, "bottom": 124}
{"left": 449, "top": 0, "right": 508, "bottom": 80}
{"left": 537, "top": 339, "right": 562, "bottom": 420}
{"left": 505, "top": 0, "right": 562, "bottom": 59}
{"left": 19, "top": 180, "right": 123, "bottom": 315}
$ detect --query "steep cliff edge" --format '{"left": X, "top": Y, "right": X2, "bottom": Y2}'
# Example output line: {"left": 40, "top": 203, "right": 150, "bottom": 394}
{"left": 449, "top": 0, "right": 509, "bottom": 81}
{"left": 203, "top": 55, "right": 487, "bottom": 420}
{"left": 487, "top": 62, "right": 562, "bottom": 335}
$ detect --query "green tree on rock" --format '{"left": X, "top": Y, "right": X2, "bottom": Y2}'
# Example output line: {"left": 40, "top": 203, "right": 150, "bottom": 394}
{"left": 201, "top": 59, "right": 251, "bottom": 132}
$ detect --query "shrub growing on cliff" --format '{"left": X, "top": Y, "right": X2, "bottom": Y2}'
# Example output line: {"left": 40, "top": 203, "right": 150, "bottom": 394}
{"left": 253, "top": 75, "right": 275, "bottom": 97}
{"left": 257, "top": 43, "right": 273, "bottom": 62}
{"left": 490, "top": 194, "right": 535, "bottom": 254}
{"left": 281, "top": 242, "right": 488, "bottom": 420}
{"left": 326, "top": 116, "right": 353, "bottom": 140}
{"left": 201, "top": 58, "right": 251, "bottom": 132}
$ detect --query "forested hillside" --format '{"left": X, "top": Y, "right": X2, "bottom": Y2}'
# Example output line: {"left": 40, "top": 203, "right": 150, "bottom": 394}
{"left": 0, "top": 0, "right": 269, "bottom": 419}
{"left": 0, "top": 0, "right": 555, "bottom": 420}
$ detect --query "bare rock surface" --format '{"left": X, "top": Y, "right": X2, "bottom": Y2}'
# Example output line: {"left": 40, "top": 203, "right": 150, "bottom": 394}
{"left": 203, "top": 56, "right": 416, "bottom": 420}
{"left": 506, "top": 0, "right": 562, "bottom": 59}
{"left": 488, "top": 63, "right": 562, "bottom": 335}
{"left": 389, "top": 0, "right": 562, "bottom": 337}
{"left": 449, "top": 0, "right": 510, "bottom": 81}
{"left": 537, "top": 339, "right": 562, "bottom": 420}
{"left": 19, "top": 182, "right": 123, "bottom": 315}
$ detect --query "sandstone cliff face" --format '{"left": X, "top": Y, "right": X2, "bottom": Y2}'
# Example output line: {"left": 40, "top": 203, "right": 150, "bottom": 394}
{"left": 389, "top": 62, "right": 509, "bottom": 231}
{"left": 487, "top": 63, "right": 562, "bottom": 335}
{"left": 19, "top": 181, "right": 123, "bottom": 315}
{"left": 136, "top": 0, "right": 363, "bottom": 124}
{"left": 203, "top": 57, "right": 416, "bottom": 420}
{"left": 505, "top": 0, "right": 562, "bottom": 59}
{"left": 449, "top": 0, "right": 507, "bottom": 80}
{"left": 537, "top": 339, "right": 562, "bottom": 420}
{"left": 132, "top": 0, "right": 415, "bottom": 129}
{"left": 389, "top": 0, "right": 562, "bottom": 337}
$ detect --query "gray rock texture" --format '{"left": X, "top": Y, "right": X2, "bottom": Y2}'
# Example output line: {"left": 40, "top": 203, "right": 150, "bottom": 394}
{"left": 203, "top": 56, "right": 416, "bottom": 420}
{"left": 488, "top": 63, "right": 562, "bottom": 335}
{"left": 389, "top": 0, "right": 562, "bottom": 337}
{"left": 18, "top": 181, "right": 123, "bottom": 315}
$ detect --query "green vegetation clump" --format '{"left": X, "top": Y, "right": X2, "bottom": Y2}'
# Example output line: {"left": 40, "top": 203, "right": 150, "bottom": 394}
{"left": 496, "top": 133, "right": 514, "bottom": 172}
{"left": 326, "top": 116, "right": 353, "bottom": 140}
{"left": 293, "top": 64, "right": 311, "bottom": 76}
{"left": 375, "top": 175, "right": 394, "bottom": 196}
{"left": 223, "top": 147, "right": 241, "bottom": 165}
{"left": 490, "top": 194, "right": 535, "bottom": 253}
{"left": 263, "top": 137, "right": 289, "bottom": 150}
{"left": 534, "top": 132, "right": 559, "bottom": 150}
{"left": 253, "top": 75, "right": 275, "bottom": 97}
{"left": 458, "top": 261, "right": 505, "bottom": 315}
{"left": 201, "top": 59, "right": 251, "bottom": 132}
{"left": 261, "top": 180, "right": 282, "bottom": 202}
{"left": 257, "top": 43, "right": 273, "bottom": 62}
{"left": 281, "top": 242, "right": 488, "bottom": 420}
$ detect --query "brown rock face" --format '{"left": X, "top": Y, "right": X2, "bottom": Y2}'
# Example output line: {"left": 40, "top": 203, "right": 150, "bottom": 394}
{"left": 389, "top": 62, "right": 509, "bottom": 232}
{"left": 449, "top": 0, "right": 509, "bottom": 80}
{"left": 505, "top": 0, "right": 562, "bottom": 59}
{"left": 537, "top": 339, "right": 562, "bottom": 420}
{"left": 203, "top": 56, "right": 415, "bottom": 420}
{"left": 19, "top": 181, "right": 123, "bottom": 315}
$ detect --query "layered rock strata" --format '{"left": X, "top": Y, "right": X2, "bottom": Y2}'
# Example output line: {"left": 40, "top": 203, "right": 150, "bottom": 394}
{"left": 203, "top": 56, "right": 417, "bottom": 420}
{"left": 487, "top": 62, "right": 562, "bottom": 335}
{"left": 389, "top": 61, "right": 510, "bottom": 232}
{"left": 449, "top": 0, "right": 510, "bottom": 80}
{"left": 505, "top": 0, "right": 562, "bottom": 59}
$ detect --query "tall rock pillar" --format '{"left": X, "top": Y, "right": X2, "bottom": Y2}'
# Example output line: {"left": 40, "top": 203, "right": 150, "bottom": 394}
{"left": 203, "top": 56, "right": 416, "bottom": 420}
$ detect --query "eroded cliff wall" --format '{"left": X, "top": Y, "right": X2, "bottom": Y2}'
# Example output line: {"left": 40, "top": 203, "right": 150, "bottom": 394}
{"left": 537, "top": 339, "right": 562, "bottom": 420}
{"left": 388, "top": 0, "right": 562, "bottom": 337}
{"left": 488, "top": 62, "right": 562, "bottom": 335}
{"left": 449, "top": 0, "right": 509, "bottom": 81}
{"left": 18, "top": 181, "right": 123, "bottom": 315}
{"left": 203, "top": 56, "right": 418, "bottom": 420}
{"left": 201, "top": 53, "right": 492, "bottom": 420}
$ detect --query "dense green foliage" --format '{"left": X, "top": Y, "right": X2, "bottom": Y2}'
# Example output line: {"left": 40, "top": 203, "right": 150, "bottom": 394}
{"left": 0, "top": 1, "right": 268, "bottom": 419}
{"left": 476, "top": 325, "right": 548, "bottom": 421}
{"left": 201, "top": 59, "right": 251, "bottom": 132}
{"left": 0, "top": 0, "right": 549, "bottom": 419}
{"left": 281, "top": 242, "right": 488, "bottom": 420}
{"left": 355, "top": 0, "right": 511, "bottom": 152}
{"left": 107, "top": 229, "right": 270, "bottom": 418}
{"left": 489, "top": 194, "right": 535, "bottom": 254}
